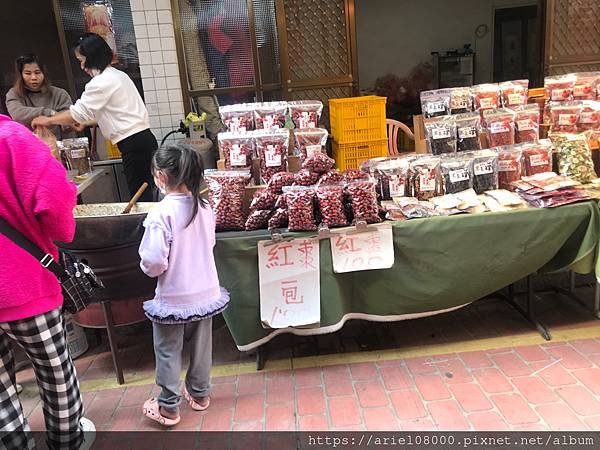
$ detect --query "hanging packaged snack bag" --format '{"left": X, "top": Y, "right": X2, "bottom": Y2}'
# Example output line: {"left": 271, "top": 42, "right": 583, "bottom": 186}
{"left": 288, "top": 100, "right": 323, "bottom": 128}
{"left": 455, "top": 112, "right": 482, "bottom": 152}
{"left": 499, "top": 79, "right": 529, "bottom": 108}
{"left": 424, "top": 116, "right": 457, "bottom": 155}
{"left": 254, "top": 129, "right": 290, "bottom": 183}
{"left": 484, "top": 108, "right": 516, "bottom": 147}
{"left": 420, "top": 89, "right": 452, "bottom": 118}
{"left": 514, "top": 104, "right": 540, "bottom": 143}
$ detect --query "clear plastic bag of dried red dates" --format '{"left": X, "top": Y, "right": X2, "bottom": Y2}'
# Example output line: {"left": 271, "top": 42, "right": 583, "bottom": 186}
{"left": 249, "top": 188, "right": 278, "bottom": 211}
{"left": 471, "top": 149, "right": 499, "bottom": 194}
{"left": 218, "top": 132, "right": 254, "bottom": 169}
{"left": 253, "top": 101, "right": 287, "bottom": 130}
{"left": 513, "top": 104, "right": 540, "bottom": 143}
{"left": 455, "top": 112, "right": 482, "bottom": 152}
{"left": 205, "top": 170, "right": 251, "bottom": 231}
{"left": 578, "top": 100, "right": 600, "bottom": 132}
{"left": 219, "top": 104, "right": 254, "bottom": 132}
{"left": 424, "top": 116, "right": 457, "bottom": 155}
{"left": 316, "top": 184, "right": 348, "bottom": 228}
{"left": 302, "top": 152, "right": 335, "bottom": 173}
{"left": 497, "top": 147, "right": 524, "bottom": 190}
{"left": 549, "top": 102, "right": 581, "bottom": 133}
{"left": 294, "top": 169, "right": 320, "bottom": 186}
{"left": 318, "top": 169, "right": 344, "bottom": 186}
{"left": 268, "top": 208, "right": 288, "bottom": 230}
{"left": 545, "top": 74, "right": 577, "bottom": 102}
{"left": 345, "top": 180, "right": 382, "bottom": 224}
{"left": 440, "top": 155, "right": 474, "bottom": 195}
{"left": 420, "top": 89, "right": 452, "bottom": 119}
{"left": 245, "top": 210, "right": 272, "bottom": 231}
{"left": 450, "top": 87, "right": 473, "bottom": 114}
{"left": 254, "top": 129, "right": 290, "bottom": 183}
{"left": 499, "top": 79, "right": 529, "bottom": 108}
{"left": 472, "top": 84, "right": 501, "bottom": 112}
{"left": 267, "top": 171, "right": 295, "bottom": 194}
{"left": 573, "top": 72, "right": 600, "bottom": 100}
{"left": 483, "top": 108, "right": 516, "bottom": 147}
{"left": 283, "top": 186, "right": 317, "bottom": 231}
{"left": 293, "top": 128, "right": 328, "bottom": 163}
{"left": 288, "top": 100, "right": 323, "bottom": 128}
{"left": 521, "top": 141, "right": 553, "bottom": 176}
{"left": 409, "top": 157, "right": 442, "bottom": 201}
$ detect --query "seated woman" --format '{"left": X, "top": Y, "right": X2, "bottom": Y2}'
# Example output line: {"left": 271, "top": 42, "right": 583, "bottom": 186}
{"left": 5, "top": 54, "right": 74, "bottom": 139}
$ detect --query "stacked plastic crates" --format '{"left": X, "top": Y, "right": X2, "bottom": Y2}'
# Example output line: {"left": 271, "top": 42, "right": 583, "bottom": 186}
{"left": 329, "top": 96, "right": 388, "bottom": 170}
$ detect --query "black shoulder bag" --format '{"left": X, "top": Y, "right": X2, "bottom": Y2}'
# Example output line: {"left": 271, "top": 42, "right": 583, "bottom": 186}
{"left": 0, "top": 218, "right": 104, "bottom": 314}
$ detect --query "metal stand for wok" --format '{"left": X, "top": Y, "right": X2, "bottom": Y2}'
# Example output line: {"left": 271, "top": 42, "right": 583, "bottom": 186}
{"left": 100, "top": 301, "right": 125, "bottom": 385}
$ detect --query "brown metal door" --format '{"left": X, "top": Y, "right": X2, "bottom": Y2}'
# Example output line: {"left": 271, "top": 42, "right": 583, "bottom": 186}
{"left": 544, "top": 0, "right": 600, "bottom": 75}
{"left": 275, "top": 0, "right": 358, "bottom": 127}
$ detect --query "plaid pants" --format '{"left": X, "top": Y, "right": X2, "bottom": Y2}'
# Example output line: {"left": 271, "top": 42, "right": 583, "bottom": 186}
{"left": 0, "top": 308, "right": 84, "bottom": 450}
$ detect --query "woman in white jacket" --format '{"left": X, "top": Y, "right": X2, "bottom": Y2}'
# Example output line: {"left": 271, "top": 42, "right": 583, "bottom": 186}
{"left": 32, "top": 33, "right": 156, "bottom": 201}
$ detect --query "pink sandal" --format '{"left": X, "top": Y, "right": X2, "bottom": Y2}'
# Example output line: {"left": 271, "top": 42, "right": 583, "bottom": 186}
{"left": 182, "top": 386, "right": 210, "bottom": 411}
{"left": 142, "top": 398, "right": 180, "bottom": 427}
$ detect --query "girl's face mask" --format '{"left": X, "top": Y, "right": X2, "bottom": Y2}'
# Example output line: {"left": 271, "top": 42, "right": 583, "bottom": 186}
{"left": 154, "top": 171, "right": 167, "bottom": 195}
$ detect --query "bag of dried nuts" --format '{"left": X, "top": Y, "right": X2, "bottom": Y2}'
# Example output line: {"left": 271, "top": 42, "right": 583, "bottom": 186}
{"left": 293, "top": 128, "right": 328, "bottom": 163}
{"left": 316, "top": 184, "right": 348, "bottom": 228}
{"left": 253, "top": 101, "right": 287, "bottom": 130}
{"left": 254, "top": 129, "right": 290, "bottom": 183}
{"left": 283, "top": 186, "right": 318, "bottom": 231}
{"left": 218, "top": 132, "right": 254, "bottom": 169}
{"left": 288, "top": 100, "right": 323, "bottom": 128}
{"left": 219, "top": 104, "right": 254, "bottom": 132}
{"left": 205, "top": 170, "right": 251, "bottom": 231}
{"left": 345, "top": 180, "right": 382, "bottom": 224}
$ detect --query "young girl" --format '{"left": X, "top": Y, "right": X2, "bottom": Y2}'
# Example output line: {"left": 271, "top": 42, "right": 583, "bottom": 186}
{"left": 139, "top": 144, "right": 229, "bottom": 427}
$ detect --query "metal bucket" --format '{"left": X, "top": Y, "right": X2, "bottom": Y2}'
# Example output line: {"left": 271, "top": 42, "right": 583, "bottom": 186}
{"left": 62, "top": 203, "right": 157, "bottom": 327}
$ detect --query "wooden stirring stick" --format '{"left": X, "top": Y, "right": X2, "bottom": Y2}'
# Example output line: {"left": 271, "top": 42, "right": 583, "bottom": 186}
{"left": 122, "top": 182, "right": 149, "bottom": 214}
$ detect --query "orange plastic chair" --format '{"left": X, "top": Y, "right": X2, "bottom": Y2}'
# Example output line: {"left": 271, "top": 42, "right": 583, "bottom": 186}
{"left": 386, "top": 119, "right": 415, "bottom": 155}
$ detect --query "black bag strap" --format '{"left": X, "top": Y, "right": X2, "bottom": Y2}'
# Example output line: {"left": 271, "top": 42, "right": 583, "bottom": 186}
{"left": 0, "top": 217, "right": 66, "bottom": 279}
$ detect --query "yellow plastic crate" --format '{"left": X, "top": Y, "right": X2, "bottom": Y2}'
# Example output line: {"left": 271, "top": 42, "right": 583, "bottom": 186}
{"left": 333, "top": 139, "right": 388, "bottom": 171}
{"left": 329, "top": 96, "right": 387, "bottom": 144}
{"left": 106, "top": 140, "right": 121, "bottom": 159}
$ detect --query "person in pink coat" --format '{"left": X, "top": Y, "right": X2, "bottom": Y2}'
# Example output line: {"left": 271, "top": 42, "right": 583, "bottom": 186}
{"left": 0, "top": 114, "right": 94, "bottom": 450}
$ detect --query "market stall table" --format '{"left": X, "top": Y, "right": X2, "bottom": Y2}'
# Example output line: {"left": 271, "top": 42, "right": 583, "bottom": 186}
{"left": 216, "top": 201, "right": 600, "bottom": 361}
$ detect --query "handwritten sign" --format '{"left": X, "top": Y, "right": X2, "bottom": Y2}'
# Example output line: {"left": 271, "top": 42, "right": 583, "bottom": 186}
{"left": 258, "top": 238, "right": 320, "bottom": 329}
{"left": 330, "top": 223, "right": 394, "bottom": 273}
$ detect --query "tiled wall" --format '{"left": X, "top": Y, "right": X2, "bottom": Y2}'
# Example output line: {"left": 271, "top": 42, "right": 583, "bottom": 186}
{"left": 130, "top": 0, "right": 185, "bottom": 144}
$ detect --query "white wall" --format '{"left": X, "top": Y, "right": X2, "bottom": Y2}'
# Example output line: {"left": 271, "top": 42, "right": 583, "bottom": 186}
{"left": 355, "top": 0, "right": 537, "bottom": 89}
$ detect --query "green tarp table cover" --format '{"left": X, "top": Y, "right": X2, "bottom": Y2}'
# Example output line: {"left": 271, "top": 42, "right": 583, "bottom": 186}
{"left": 215, "top": 202, "right": 600, "bottom": 351}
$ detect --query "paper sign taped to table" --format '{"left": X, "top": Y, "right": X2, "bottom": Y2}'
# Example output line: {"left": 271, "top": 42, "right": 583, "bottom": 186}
{"left": 330, "top": 223, "right": 394, "bottom": 273}
{"left": 258, "top": 238, "right": 320, "bottom": 329}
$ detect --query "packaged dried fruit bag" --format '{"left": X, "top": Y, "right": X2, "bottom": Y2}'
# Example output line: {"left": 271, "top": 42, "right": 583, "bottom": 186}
{"left": 409, "top": 157, "right": 442, "bottom": 201}
{"left": 497, "top": 147, "right": 524, "bottom": 190}
{"left": 318, "top": 169, "right": 344, "bottom": 186}
{"left": 549, "top": 102, "right": 581, "bottom": 133}
{"left": 545, "top": 75, "right": 576, "bottom": 102}
{"left": 253, "top": 101, "right": 287, "bottom": 130}
{"left": 455, "top": 112, "right": 482, "bottom": 152}
{"left": 302, "top": 152, "right": 335, "bottom": 174}
{"left": 374, "top": 157, "right": 412, "bottom": 200}
{"left": 283, "top": 186, "right": 317, "bottom": 231}
{"left": 268, "top": 208, "right": 288, "bottom": 230}
{"left": 288, "top": 100, "right": 323, "bottom": 128}
{"left": 521, "top": 141, "right": 553, "bottom": 176}
{"left": 578, "top": 100, "right": 600, "bottom": 132}
{"left": 514, "top": 104, "right": 540, "bottom": 143}
{"left": 245, "top": 210, "right": 272, "bottom": 231}
{"left": 249, "top": 188, "right": 277, "bottom": 211}
{"left": 472, "top": 84, "right": 501, "bottom": 111}
{"left": 316, "top": 184, "right": 348, "bottom": 227}
{"left": 484, "top": 109, "right": 516, "bottom": 147}
{"left": 450, "top": 87, "right": 473, "bottom": 114}
{"left": 499, "top": 79, "right": 529, "bottom": 107}
{"left": 218, "top": 132, "right": 254, "bottom": 169}
{"left": 345, "top": 180, "right": 382, "bottom": 224}
{"left": 267, "top": 171, "right": 295, "bottom": 194}
{"left": 219, "top": 104, "right": 254, "bottom": 132}
{"left": 424, "top": 116, "right": 457, "bottom": 155}
{"left": 205, "top": 170, "right": 251, "bottom": 231}
{"left": 440, "top": 155, "right": 474, "bottom": 194}
{"left": 573, "top": 72, "right": 599, "bottom": 100}
{"left": 420, "top": 89, "right": 451, "bottom": 118}
{"left": 294, "top": 169, "right": 320, "bottom": 186}
{"left": 472, "top": 149, "right": 499, "bottom": 194}
{"left": 254, "top": 129, "right": 290, "bottom": 183}
{"left": 293, "top": 128, "right": 328, "bottom": 162}
{"left": 549, "top": 133, "right": 597, "bottom": 183}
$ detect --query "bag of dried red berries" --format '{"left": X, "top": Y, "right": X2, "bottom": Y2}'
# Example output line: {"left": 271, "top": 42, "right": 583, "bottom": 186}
{"left": 254, "top": 129, "right": 291, "bottom": 183}
{"left": 219, "top": 104, "right": 255, "bottom": 132}
{"left": 293, "top": 128, "right": 328, "bottom": 163}
{"left": 513, "top": 104, "right": 540, "bottom": 143}
{"left": 283, "top": 186, "right": 318, "bottom": 231}
{"left": 521, "top": 141, "right": 553, "bottom": 176}
{"left": 253, "top": 101, "right": 288, "bottom": 130}
{"left": 472, "top": 83, "right": 501, "bottom": 112}
{"left": 578, "top": 100, "right": 600, "bottom": 132}
{"left": 288, "top": 100, "right": 323, "bottom": 128}
{"left": 549, "top": 102, "right": 582, "bottom": 133}
{"left": 573, "top": 72, "right": 600, "bottom": 101}
{"left": 218, "top": 132, "right": 254, "bottom": 170}
{"left": 545, "top": 75, "right": 577, "bottom": 102}
{"left": 483, "top": 108, "right": 516, "bottom": 147}
{"left": 205, "top": 170, "right": 251, "bottom": 231}
{"left": 497, "top": 147, "right": 524, "bottom": 190}
{"left": 499, "top": 79, "right": 529, "bottom": 108}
